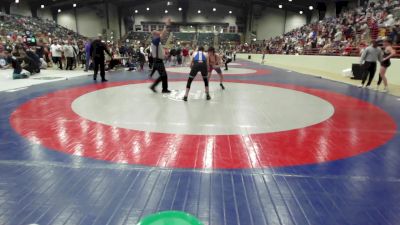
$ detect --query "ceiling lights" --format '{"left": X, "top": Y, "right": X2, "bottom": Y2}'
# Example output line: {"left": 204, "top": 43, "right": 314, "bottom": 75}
{"left": 198, "top": 10, "right": 201, "bottom": 14}
{"left": 299, "top": 10, "right": 303, "bottom": 14}
{"left": 309, "top": 6, "right": 314, "bottom": 10}
{"left": 278, "top": 4, "right": 283, "bottom": 8}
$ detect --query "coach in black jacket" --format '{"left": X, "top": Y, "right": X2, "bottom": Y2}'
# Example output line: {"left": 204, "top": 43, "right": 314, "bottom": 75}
{"left": 90, "top": 35, "right": 112, "bottom": 82}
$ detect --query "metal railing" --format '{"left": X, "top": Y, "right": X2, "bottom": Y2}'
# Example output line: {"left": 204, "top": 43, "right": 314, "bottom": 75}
{"left": 302, "top": 46, "right": 400, "bottom": 58}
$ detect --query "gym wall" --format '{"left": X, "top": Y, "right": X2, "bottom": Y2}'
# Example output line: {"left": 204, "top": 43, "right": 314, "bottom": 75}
{"left": 57, "top": 4, "right": 122, "bottom": 38}
{"left": 132, "top": 0, "right": 239, "bottom": 26}
{"left": 253, "top": 8, "right": 307, "bottom": 40}
{"left": 9, "top": 1, "right": 123, "bottom": 38}
{"left": 10, "top": 2, "right": 31, "bottom": 17}
{"left": 37, "top": 8, "right": 53, "bottom": 21}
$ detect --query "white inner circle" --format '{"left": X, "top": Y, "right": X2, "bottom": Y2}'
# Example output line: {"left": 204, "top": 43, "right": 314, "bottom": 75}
{"left": 166, "top": 66, "right": 257, "bottom": 75}
{"left": 72, "top": 82, "right": 335, "bottom": 135}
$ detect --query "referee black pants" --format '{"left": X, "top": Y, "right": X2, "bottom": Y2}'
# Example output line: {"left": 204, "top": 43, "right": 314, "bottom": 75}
{"left": 225, "top": 59, "right": 232, "bottom": 70}
{"left": 150, "top": 59, "right": 168, "bottom": 91}
{"left": 186, "top": 62, "right": 208, "bottom": 89}
{"left": 94, "top": 57, "right": 106, "bottom": 80}
{"left": 362, "top": 62, "right": 377, "bottom": 86}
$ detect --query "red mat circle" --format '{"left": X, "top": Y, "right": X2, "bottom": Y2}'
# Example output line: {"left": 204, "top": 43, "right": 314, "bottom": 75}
{"left": 10, "top": 80, "right": 397, "bottom": 169}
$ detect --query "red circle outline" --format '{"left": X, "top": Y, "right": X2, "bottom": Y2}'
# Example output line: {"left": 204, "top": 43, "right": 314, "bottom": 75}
{"left": 166, "top": 67, "right": 271, "bottom": 76}
{"left": 9, "top": 80, "right": 397, "bottom": 169}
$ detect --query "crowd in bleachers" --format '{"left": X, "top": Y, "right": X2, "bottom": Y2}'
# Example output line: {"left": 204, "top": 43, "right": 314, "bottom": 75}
{"left": 0, "top": 13, "right": 183, "bottom": 79}
{"left": 218, "top": 33, "right": 240, "bottom": 43}
{"left": 237, "top": 0, "right": 400, "bottom": 57}
{"left": 124, "top": 31, "right": 150, "bottom": 44}
{"left": 2, "top": 0, "right": 399, "bottom": 80}
{"left": 123, "top": 31, "right": 241, "bottom": 53}
{"left": 0, "top": 12, "right": 83, "bottom": 44}
{"left": 0, "top": 13, "right": 145, "bottom": 79}
{"left": 171, "top": 32, "right": 196, "bottom": 46}
{"left": 0, "top": 13, "right": 91, "bottom": 78}
{"left": 198, "top": 33, "right": 214, "bottom": 46}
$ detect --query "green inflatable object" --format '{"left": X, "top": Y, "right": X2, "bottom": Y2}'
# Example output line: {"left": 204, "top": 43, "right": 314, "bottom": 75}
{"left": 137, "top": 211, "right": 203, "bottom": 225}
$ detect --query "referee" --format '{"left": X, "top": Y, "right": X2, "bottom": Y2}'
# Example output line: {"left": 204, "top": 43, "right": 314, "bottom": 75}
{"left": 149, "top": 19, "right": 171, "bottom": 93}
{"left": 359, "top": 40, "right": 383, "bottom": 88}
{"left": 183, "top": 46, "right": 210, "bottom": 101}
{"left": 91, "top": 35, "right": 112, "bottom": 82}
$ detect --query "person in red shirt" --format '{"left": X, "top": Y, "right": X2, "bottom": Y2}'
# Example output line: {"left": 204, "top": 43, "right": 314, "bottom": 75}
{"left": 182, "top": 46, "right": 190, "bottom": 66}
{"left": 343, "top": 42, "right": 354, "bottom": 56}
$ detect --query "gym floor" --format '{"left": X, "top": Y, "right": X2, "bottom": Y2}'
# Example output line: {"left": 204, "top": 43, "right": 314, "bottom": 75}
{"left": 0, "top": 60, "right": 399, "bottom": 225}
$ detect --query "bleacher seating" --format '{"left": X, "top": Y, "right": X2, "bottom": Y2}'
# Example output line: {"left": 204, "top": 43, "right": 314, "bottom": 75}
{"left": 218, "top": 33, "right": 240, "bottom": 43}
{"left": 0, "top": 13, "right": 83, "bottom": 43}
{"left": 125, "top": 32, "right": 150, "bottom": 43}
{"left": 235, "top": 0, "right": 400, "bottom": 58}
{"left": 173, "top": 32, "right": 196, "bottom": 42}
{"left": 198, "top": 33, "right": 214, "bottom": 46}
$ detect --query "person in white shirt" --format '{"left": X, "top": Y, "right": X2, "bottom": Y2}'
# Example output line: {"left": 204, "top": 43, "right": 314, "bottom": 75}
{"left": 334, "top": 30, "right": 343, "bottom": 43}
{"left": 50, "top": 41, "right": 63, "bottom": 69}
{"left": 383, "top": 14, "right": 395, "bottom": 27}
{"left": 317, "top": 37, "right": 325, "bottom": 47}
{"left": 63, "top": 41, "right": 74, "bottom": 70}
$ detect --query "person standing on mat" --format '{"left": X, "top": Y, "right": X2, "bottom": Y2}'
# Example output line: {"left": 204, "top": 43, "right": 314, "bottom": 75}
{"left": 261, "top": 50, "right": 266, "bottom": 64}
{"left": 149, "top": 19, "right": 172, "bottom": 93}
{"left": 207, "top": 47, "right": 225, "bottom": 90}
{"left": 359, "top": 40, "right": 383, "bottom": 88}
{"left": 376, "top": 39, "right": 396, "bottom": 92}
{"left": 223, "top": 52, "right": 232, "bottom": 71}
{"left": 90, "top": 35, "right": 112, "bottom": 82}
{"left": 183, "top": 46, "right": 210, "bottom": 102}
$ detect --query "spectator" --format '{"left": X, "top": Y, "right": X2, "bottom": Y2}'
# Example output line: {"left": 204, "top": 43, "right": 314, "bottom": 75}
{"left": 79, "top": 44, "right": 86, "bottom": 69}
{"left": 383, "top": 14, "right": 396, "bottom": 27}
{"left": 2, "top": 50, "right": 30, "bottom": 79}
{"left": 182, "top": 46, "right": 190, "bottom": 65}
{"left": 25, "top": 48, "right": 41, "bottom": 73}
{"left": 63, "top": 41, "right": 74, "bottom": 70}
{"left": 50, "top": 41, "right": 63, "bottom": 69}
